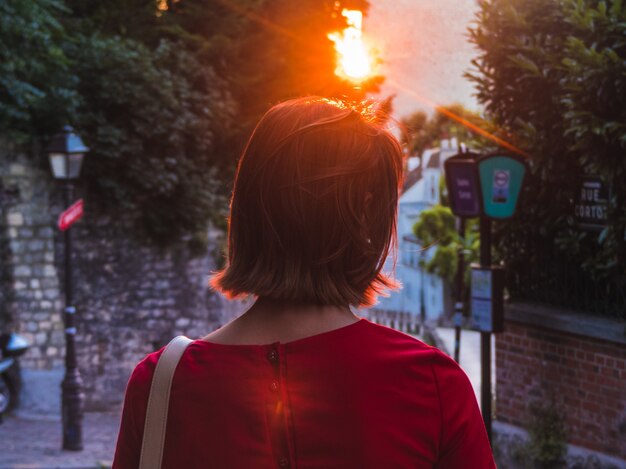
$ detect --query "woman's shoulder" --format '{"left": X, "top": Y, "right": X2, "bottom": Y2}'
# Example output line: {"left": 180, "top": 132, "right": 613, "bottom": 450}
{"left": 357, "top": 321, "right": 469, "bottom": 378}
{"left": 124, "top": 346, "right": 166, "bottom": 398}
{"left": 358, "top": 320, "right": 437, "bottom": 352}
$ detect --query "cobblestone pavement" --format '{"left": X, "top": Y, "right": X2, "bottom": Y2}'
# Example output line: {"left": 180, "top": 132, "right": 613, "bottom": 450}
{"left": 0, "top": 411, "right": 120, "bottom": 469}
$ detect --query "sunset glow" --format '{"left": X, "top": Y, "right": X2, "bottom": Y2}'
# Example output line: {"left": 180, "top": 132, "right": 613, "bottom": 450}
{"left": 328, "top": 10, "right": 374, "bottom": 82}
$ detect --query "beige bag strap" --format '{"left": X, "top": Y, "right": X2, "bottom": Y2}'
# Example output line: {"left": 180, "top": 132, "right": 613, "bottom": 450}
{"left": 139, "top": 336, "right": 193, "bottom": 469}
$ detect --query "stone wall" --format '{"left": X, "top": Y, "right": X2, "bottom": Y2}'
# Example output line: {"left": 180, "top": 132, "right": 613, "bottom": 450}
{"left": 0, "top": 144, "right": 245, "bottom": 409}
{"left": 0, "top": 147, "right": 64, "bottom": 368}
{"left": 496, "top": 303, "right": 626, "bottom": 461}
{"left": 69, "top": 213, "right": 246, "bottom": 409}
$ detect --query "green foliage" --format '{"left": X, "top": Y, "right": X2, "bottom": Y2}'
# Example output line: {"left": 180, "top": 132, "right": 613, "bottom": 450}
{"left": 412, "top": 205, "right": 479, "bottom": 283}
{"left": 0, "top": 0, "right": 381, "bottom": 246}
{"left": 0, "top": 0, "right": 80, "bottom": 142}
{"left": 155, "top": 0, "right": 379, "bottom": 162}
{"left": 413, "top": 205, "right": 456, "bottom": 247}
{"left": 468, "top": 0, "right": 626, "bottom": 313}
{"left": 524, "top": 401, "right": 568, "bottom": 468}
{"left": 68, "top": 34, "right": 232, "bottom": 244}
{"left": 401, "top": 104, "right": 498, "bottom": 157}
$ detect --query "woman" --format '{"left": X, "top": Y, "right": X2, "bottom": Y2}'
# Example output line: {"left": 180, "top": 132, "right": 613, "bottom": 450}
{"left": 113, "top": 97, "right": 496, "bottom": 468}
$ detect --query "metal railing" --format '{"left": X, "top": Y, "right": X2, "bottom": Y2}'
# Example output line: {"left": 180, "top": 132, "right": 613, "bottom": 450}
{"left": 504, "top": 232, "right": 626, "bottom": 319}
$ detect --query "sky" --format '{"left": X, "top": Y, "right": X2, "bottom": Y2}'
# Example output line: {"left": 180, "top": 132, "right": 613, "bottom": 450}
{"left": 365, "top": 0, "right": 481, "bottom": 119}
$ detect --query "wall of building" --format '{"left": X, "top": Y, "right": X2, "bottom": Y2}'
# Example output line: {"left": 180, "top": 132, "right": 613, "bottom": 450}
{"left": 0, "top": 145, "right": 244, "bottom": 409}
{"left": 496, "top": 303, "right": 626, "bottom": 460}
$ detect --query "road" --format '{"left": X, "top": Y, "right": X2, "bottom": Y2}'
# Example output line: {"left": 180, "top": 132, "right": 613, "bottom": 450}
{"left": 435, "top": 327, "right": 495, "bottom": 410}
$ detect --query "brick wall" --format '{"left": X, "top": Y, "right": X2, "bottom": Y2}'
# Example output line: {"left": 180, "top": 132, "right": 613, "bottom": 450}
{"left": 496, "top": 320, "right": 626, "bottom": 460}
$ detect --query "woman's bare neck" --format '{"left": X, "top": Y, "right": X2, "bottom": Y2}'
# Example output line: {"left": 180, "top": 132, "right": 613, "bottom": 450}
{"left": 202, "top": 297, "right": 360, "bottom": 345}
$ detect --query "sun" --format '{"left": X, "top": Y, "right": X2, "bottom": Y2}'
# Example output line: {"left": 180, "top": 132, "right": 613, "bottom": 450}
{"left": 328, "top": 9, "right": 375, "bottom": 82}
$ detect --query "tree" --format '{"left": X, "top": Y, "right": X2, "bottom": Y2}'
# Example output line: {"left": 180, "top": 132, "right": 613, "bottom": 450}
{"left": 467, "top": 0, "right": 626, "bottom": 316}
{"left": 401, "top": 104, "right": 498, "bottom": 157}
{"left": 412, "top": 205, "right": 479, "bottom": 287}
{"left": 68, "top": 34, "right": 233, "bottom": 245}
{"left": 1, "top": 0, "right": 383, "bottom": 247}
{"left": 176, "top": 0, "right": 382, "bottom": 177}
{"left": 0, "top": 0, "right": 80, "bottom": 142}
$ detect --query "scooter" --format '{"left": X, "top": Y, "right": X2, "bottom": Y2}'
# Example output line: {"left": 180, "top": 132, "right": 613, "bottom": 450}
{"left": 0, "top": 333, "right": 29, "bottom": 421}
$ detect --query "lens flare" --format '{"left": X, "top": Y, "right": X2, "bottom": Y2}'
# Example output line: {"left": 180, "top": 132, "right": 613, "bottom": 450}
{"left": 328, "top": 10, "right": 374, "bottom": 82}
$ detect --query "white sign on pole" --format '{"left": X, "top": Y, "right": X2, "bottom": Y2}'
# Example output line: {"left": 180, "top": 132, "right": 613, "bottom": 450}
{"left": 471, "top": 267, "right": 493, "bottom": 332}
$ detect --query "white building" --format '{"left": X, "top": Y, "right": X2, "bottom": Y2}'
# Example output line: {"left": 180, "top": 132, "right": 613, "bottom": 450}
{"left": 362, "top": 139, "right": 459, "bottom": 329}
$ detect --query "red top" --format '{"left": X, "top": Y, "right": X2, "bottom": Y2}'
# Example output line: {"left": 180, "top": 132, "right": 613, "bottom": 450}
{"left": 113, "top": 319, "right": 495, "bottom": 468}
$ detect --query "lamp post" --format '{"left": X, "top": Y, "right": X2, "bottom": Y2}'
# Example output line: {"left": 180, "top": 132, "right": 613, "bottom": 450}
{"left": 46, "top": 126, "right": 88, "bottom": 451}
{"left": 419, "top": 250, "right": 426, "bottom": 336}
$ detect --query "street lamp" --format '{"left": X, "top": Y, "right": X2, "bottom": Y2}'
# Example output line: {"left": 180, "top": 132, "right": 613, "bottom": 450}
{"left": 419, "top": 249, "right": 426, "bottom": 336}
{"left": 46, "top": 125, "right": 88, "bottom": 451}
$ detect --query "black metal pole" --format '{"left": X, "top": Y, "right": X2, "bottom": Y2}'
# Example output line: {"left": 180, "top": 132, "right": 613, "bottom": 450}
{"left": 479, "top": 216, "right": 492, "bottom": 442}
{"left": 453, "top": 218, "right": 465, "bottom": 363}
{"left": 420, "top": 251, "right": 426, "bottom": 336}
{"left": 61, "top": 181, "right": 84, "bottom": 451}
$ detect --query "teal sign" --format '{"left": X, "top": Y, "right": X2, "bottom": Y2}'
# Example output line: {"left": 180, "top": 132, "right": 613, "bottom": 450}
{"left": 477, "top": 155, "right": 527, "bottom": 219}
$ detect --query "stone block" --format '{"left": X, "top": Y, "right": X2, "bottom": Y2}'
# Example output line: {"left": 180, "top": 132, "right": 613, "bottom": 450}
{"left": 40, "top": 300, "right": 53, "bottom": 309}
{"left": 34, "top": 290, "right": 43, "bottom": 299}
{"left": 35, "top": 332, "right": 47, "bottom": 345}
{"left": 51, "top": 330, "right": 64, "bottom": 345}
{"left": 43, "top": 289, "right": 57, "bottom": 300}
{"left": 13, "top": 280, "right": 27, "bottom": 290}
{"left": 43, "top": 265, "right": 56, "bottom": 277}
{"left": 20, "top": 253, "right": 34, "bottom": 263}
{"left": 28, "top": 239, "right": 45, "bottom": 252}
{"left": 30, "top": 279, "right": 40, "bottom": 289}
{"left": 26, "top": 321, "right": 38, "bottom": 332}
{"left": 7, "top": 212, "right": 23, "bottom": 226}
{"left": 14, "top": 265, "right": 32, "bottom": 277}
{"left": 9, "top": 163, "right": 27, "bottom": 176}
{"left": 46, "top": 346, "right": 58, "bottom": 357}
{"left": 8, "top": 227, "right": 18, "bottom": 238}
{"left": 40, "top": 277, "right": 59, "bottom": 288}
{"left": 9, "top": 240, "right": 26, "bottom": 254}
{"left": 37, "top": 227, "right": 54, "bottom": 238}
{"left": 154, "top": 298, "right": 175, "bottom": 307}
{"left": 18, "top": 228, "right": 34, "bottom": 238}
{"left": 34, "top": 313, "right": 49, "bottom": 322}
{"left": 155, "top": 280, "right": 170, "bottom": 290}
{"left": 44, "top": 252, "right": 54, "bottom": 263}
{"left": 175, "top": 318, "right": 190, "bottom": 328}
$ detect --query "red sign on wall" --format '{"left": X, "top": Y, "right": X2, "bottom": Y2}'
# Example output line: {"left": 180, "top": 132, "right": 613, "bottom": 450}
{"left": 58, "top": 199, "right": 84, "bottom": 231}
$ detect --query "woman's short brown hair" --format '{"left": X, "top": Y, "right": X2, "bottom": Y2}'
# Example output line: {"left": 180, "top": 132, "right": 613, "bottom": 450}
{"left": 210, "top": 97, "right": 403, "bottom": 307}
